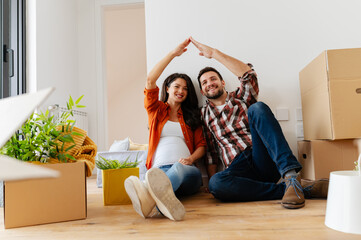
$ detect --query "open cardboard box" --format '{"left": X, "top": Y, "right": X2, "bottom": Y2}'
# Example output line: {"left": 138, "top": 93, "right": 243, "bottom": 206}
{"left": 3, "top": 161, "right": 87, "bottom": 229}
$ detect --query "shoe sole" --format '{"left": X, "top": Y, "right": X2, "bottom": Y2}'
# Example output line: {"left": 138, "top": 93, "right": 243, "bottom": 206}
{"left": 146, "top": 168, "right": 185, "bottom": 221}
{"left": 124, "top": 176, "right": 154, "bottom": 218}
{"left": 281, "top": 202, "right": 305, "bottom": 209}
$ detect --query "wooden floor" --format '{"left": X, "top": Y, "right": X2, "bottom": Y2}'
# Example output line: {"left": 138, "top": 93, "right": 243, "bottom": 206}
{"left": 1, "top": 177, "right": 360, "bottom": 240}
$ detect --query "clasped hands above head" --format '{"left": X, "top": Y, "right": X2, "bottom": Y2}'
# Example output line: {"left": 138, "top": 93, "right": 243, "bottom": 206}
{"left": 172, "top": 37, "right": 216, "bottom": 59}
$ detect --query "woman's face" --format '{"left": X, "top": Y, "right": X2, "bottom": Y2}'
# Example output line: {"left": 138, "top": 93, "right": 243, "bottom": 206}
{"left": 166, "top": 78, "right": 188, "bottom": 104}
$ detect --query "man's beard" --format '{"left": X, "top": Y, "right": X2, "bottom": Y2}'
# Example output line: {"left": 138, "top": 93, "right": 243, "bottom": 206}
{"left": 204, "top": 87, "right": 224, "bottom": 99}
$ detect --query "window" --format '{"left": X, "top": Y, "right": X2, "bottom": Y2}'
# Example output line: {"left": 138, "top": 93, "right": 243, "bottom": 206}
{"left": 1, "top": 0, "right": 26, "bottom": 99}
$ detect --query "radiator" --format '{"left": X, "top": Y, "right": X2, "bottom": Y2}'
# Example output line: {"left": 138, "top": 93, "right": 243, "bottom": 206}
{"left": 48, "top": 105, "right": 89, "bottom": 132}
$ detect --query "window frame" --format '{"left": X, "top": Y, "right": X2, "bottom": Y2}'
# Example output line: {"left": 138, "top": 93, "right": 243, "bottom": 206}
{"left": 1, "top": 0, "right": 26, "bottom": 99}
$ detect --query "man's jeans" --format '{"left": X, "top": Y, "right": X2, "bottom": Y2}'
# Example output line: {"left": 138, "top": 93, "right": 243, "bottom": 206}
{"left": 208, "top": 102, "right": 302, "bottom": 201}
{"left": 159, "top": 162, "right": 202, "bottom": 196}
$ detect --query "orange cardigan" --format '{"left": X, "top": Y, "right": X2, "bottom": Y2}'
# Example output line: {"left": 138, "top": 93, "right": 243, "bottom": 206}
{"left": 144, "top": 87, "right": 206, "bottom": 169}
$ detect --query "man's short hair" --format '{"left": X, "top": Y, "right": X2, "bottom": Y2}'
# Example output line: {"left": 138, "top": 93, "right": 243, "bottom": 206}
{"left": 197, "top": 67, "right": 223, "bottom": 89}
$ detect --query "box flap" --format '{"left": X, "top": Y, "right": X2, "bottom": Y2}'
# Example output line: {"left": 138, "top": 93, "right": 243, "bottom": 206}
{"left": 327, "top": 48, "right": 361, "bottom": 81}
{"left": 299, "top": 51, "right": 333, "bottom": 140}
{"left": 300, "top": 51, "right": 328, "bottom": 95}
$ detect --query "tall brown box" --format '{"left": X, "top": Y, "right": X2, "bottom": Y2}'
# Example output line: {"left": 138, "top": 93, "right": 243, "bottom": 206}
{"left": 297, "top": 139, "right": 361, "bottom": 180}
{"left": 299, "top": 48, "right": 361, "bottom": 140}
{"left": 4, "top": 161, "right": 87, "bottom": 229}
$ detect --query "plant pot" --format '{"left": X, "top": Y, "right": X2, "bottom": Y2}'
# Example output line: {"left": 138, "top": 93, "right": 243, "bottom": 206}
{"left": 102, "top": 168, "right": 139, "bottom": 205}
{"left": 325, "top": 171, "right": 361, "bottom": 235}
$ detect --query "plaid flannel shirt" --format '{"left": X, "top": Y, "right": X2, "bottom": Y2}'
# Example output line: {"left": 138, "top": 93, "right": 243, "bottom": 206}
{"left": 201, "top": 64, "right": 259, "bottom": 168}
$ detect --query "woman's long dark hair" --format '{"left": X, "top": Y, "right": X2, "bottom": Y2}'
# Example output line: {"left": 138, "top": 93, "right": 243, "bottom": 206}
{"left": 160, "top": 73, "right": 202, "bottom": 131}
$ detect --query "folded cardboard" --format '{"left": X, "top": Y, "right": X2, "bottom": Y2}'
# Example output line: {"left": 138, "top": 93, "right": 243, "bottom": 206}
{"left": 297, "top": 139, "right": 361, "bottom": 180}
{"left": 4, "top": 161, "right": 87, "bottom": 229}
{"left": 299, "top": 48, "right": 361, "bottom": 140}
{"left": 102, "top": 167, "right": 139, "bottom": 205}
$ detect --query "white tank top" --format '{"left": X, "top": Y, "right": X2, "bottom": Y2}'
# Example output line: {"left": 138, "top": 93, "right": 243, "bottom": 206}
{"left": 216, "top": 103, "right": 226, "bottom": 111}
{"left": 152, "top": 121, "right": 191, "bottom": 168}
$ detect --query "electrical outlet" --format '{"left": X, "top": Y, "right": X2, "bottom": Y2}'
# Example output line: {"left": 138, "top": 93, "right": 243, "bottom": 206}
{"left": 296, "top": 123, "right": 304, "bottom": 138}
{"left": 276, "top": 108, "right": 289, "bottom": 121}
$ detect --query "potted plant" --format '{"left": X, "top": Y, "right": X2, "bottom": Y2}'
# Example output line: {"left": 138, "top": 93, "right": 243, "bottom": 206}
{"left": 96, "top": 155, "right": 139, "bottom": 205}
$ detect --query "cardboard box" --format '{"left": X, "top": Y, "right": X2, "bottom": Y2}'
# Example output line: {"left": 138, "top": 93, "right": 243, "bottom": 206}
{"left": 102, "top": 167, "right": 139, "bottom": 205}
{"left": 297, "top": 139, "right": 361, "bottom": 180}
{"left": 299, "top": 48, "right": 361, "bottom": 140}
{"left": 4, "top": 161, "right": 87, "bottom": 229}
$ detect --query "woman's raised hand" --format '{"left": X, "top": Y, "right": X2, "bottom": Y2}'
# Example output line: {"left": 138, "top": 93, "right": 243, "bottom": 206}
{"left": 171, "top": 38, "right": 191, "bottom": 57}
{"left": 146, "top": 38, "right": 190, "bottom": 89}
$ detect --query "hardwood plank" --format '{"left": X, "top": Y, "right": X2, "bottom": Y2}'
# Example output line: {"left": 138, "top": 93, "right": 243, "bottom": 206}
{"left": 0, "top": 178, "right": 359, "bottom": 240}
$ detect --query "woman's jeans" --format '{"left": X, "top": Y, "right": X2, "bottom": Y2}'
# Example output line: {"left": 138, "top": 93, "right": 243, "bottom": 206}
{"left": 208, "top": 102, "right": 302, "bottom": 202}
{"left": 159, "top": 162, "right": 202, "bottom": 196}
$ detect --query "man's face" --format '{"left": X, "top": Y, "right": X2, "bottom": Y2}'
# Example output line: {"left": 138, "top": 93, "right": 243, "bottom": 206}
{"left": 199, "top": 71, "right": 225, "bottom": 99}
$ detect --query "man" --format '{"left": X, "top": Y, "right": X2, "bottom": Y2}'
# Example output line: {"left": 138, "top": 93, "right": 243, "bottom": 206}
{"left": 190, "top": 37, "right": 328, "bottom": 209}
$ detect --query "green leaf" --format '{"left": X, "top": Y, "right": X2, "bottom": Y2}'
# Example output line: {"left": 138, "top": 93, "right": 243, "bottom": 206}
{"left": 75, "top": 95, "right": 84, "bottom": 104}
{"left": 65, "top": 154, "right": 76, "bottom": 161}
{"left": 75, "top": 105, "right": 85, "bottom": 108}
{"left": 66, "top": 122, "right": 71, "bottom": 132}
{"left": 72, "top": 132, "right": 83, "bottom": 136}
{"left": 65, "top": 144, "right": 76, "bottom": 152}
{"left": 69, "top": 95, "right": 74, "bottom": 108}
{"left": 60, "top": 134, "right": 74, "bottom": 143}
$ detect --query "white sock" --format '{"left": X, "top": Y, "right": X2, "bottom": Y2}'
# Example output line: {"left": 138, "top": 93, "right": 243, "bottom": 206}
{"left": 285, "top": 169, "right": 297, "bottom": 178}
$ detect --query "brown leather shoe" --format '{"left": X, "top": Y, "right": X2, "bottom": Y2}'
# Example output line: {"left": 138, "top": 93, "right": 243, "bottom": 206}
{"left": 301, "top": 178, "right": 329, "bottom": 199}
{"left": 281, "top": 175, "right": 305, "bottom": 209}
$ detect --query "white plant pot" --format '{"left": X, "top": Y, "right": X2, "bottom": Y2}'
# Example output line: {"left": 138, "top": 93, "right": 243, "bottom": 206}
{"left": 325, "top": 170, "right": 361, "bottom": 234}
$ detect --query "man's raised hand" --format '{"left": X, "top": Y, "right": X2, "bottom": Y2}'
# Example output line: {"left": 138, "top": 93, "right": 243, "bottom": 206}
{"left": 190, "top": 36, "right": 215, "bottom": 59}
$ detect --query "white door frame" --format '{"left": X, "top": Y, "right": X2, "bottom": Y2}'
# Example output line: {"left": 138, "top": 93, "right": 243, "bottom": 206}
{"left": 94, "top": 0, "right": 144, "bottom": 151}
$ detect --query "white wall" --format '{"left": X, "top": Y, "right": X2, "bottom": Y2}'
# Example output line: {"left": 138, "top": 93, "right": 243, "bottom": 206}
{"left": 144, "top": 0, "right": 361, "bottom": 156}
{"left": 28, "top": 0, "right": 361, "bottom": 156}
{"left": 77, "top": 0, "right": 98, "bottom": 146}
{"left": 31, "top": 0, "right": 79, "bottom": 109}
{"left": 28, "top": 0, "right": 99, "bottom": 144}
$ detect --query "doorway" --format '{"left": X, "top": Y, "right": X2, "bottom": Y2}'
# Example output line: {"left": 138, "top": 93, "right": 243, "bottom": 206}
{"left": 102, "top": 3, "right": 148, "bottom": 149}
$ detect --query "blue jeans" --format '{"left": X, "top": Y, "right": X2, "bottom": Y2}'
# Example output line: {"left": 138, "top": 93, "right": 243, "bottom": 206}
{"left": 159, "top": 162, "right": 202, "bottom": 196}
{"left": 208, "top": 102, "right": 302, "bottom": 202}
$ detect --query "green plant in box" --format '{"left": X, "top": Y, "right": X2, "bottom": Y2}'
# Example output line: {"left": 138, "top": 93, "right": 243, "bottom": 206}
{"left": 0, "top": 95, "right": 86, "bottom": 163}
{"left": 96, "top": 154, "right": 139, "bottom": 170}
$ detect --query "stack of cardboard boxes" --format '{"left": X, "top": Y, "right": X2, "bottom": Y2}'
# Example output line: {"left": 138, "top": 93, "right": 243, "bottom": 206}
{"left": 298, "top": 48, "right": 361, "bottom": 180}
